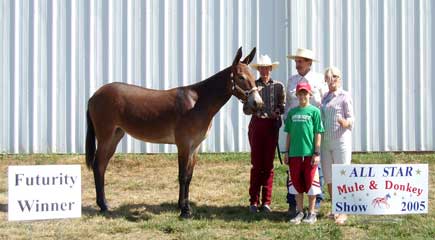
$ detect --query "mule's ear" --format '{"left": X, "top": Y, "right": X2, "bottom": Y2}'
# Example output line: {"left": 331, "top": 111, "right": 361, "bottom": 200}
{"left": 242, "top": 47, "right": 256, "bottom": 64}
{"left": 232, "top": 47, "right": 243, "bottom": 66}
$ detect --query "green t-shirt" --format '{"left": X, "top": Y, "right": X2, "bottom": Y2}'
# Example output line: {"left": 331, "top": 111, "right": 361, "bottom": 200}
{"left": 284, "top": 105, "right": 324, "bottom": 157}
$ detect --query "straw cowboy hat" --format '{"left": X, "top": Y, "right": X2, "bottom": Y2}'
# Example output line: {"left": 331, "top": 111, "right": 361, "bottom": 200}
{"left": 287, "top": 48, "right": 318, "bottom": 62}
{"left": 250, "top": 54, "right": 279, "bottom": 70}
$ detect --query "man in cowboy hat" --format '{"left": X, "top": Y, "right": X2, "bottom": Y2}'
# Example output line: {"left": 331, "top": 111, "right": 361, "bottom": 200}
{"left": 243, "top": 54, "right": 285, "bottom": 213}
{"left": 284, "top": 48, "right": 327, "bottom": 216}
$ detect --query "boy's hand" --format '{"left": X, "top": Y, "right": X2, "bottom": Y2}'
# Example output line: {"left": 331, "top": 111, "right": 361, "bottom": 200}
{"left": 284, "top": 153, "right": 289, "bottom": 165}
{"left": 311, "top": 155, "right": 320, "bottom": 165}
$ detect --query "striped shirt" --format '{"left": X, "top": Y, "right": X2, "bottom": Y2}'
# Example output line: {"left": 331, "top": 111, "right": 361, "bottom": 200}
{"left": 321, "top": 88, "right": 354, "bottom": 140}
{"left": 250, "top": 78, "right": 285, "bottom": 118}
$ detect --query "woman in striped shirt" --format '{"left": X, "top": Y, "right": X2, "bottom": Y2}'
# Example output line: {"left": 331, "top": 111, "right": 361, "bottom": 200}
{"left": 320, "top": 66, "right": 354, "bottom": 224}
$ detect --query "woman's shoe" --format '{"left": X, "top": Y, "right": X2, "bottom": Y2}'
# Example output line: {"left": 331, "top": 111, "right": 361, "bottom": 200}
{"left": 335, "top": 214, "right": 347, "bottom": 225}
{"left": 328, "top": 212, "right": 338, "bottom": 220}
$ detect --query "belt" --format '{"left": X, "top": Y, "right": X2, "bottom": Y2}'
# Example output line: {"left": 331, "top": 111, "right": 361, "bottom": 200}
{"left": 254, "top": 113, "right": 276, "bottom": 119}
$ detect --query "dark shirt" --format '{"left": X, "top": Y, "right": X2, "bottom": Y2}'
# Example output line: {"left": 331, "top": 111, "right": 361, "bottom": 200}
{"left": 244, "top": 78, "right": 285, "bottom": 118}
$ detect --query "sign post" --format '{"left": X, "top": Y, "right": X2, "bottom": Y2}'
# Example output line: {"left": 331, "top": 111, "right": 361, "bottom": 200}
{"left": 8, "top": 165, "right": 81, "bottom": 221}
{"left": 332, "top": 164, "right": 428, "bottom": 215}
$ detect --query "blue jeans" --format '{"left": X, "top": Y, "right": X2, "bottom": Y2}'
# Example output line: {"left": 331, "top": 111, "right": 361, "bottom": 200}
{"left": 287, "top": 165, "right": 324, "bottom": 209}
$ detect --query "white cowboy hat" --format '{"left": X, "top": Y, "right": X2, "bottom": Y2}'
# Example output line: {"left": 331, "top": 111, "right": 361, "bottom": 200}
{"left": 250, "top": 54, "right": 279, "bottom": 70}
{"left": 287, "top": 48, "right": 318, "bottom": 62}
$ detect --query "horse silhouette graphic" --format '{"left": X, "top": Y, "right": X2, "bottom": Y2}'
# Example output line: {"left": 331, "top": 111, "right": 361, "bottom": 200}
{"left": 372, "top": 193, "right": 391, "bottom": 208}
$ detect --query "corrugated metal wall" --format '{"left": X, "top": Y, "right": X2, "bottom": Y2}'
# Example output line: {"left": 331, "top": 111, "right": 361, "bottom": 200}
{"left": 1, "top": 0, "right": 434, "bottom": 153}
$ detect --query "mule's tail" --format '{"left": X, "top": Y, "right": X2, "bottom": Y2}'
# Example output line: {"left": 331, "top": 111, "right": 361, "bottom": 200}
{"left": 86, "top": 110, "right": 96, "bottom": 170}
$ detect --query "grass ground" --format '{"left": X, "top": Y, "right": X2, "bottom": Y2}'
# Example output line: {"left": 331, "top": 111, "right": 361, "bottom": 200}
{"left": 0, "top": 152, "right": 434, "bottom": 239}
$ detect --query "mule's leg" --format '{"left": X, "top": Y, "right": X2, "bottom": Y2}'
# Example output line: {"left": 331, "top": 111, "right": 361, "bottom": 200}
{"left": 177, "top": 145, "right": 199, "bottom": 218}
{"left": 93, "top": 128, "right": 125, "bottom": 212}
{"left": 93, "top": 145, "right": 110, "bottom": 212}
{"left": 183, "top": 148, "right": 199, "bottom": 213}
{"left": 107, "top": 128, "right": 125, "bottom": 159}
{"left": 177, "top": 147, "right": 190, "bottom": 217}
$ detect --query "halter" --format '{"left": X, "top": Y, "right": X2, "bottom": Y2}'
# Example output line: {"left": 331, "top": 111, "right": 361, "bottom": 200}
{"left": 230, "top": 73, "right": 260, "bottom": 103}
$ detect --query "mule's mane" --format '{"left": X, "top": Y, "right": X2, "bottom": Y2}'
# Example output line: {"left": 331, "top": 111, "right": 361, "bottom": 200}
{"left": 187, "top": 67, "right": 233, "bottom": 112}
{"left": 189, "top": 67, "right": 231, "bottom": 92}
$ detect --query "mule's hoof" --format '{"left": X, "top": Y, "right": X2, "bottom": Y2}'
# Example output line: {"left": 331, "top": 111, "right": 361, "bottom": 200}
{"left": 179, "top": 211, "right": 192, "bottom": 219}
{"left": 98, "top": 203, "right": 109, "bottom": 213}
{"left": 99, "top": 207, "right": 108, "bottom": 213}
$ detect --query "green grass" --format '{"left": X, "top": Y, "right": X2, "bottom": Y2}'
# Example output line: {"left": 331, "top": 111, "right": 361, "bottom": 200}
{"left": 0, "top": 153, "right": 434, "bottom": 239}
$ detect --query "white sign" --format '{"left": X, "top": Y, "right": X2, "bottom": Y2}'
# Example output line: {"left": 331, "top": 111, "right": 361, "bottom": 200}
{"left": 332, "top": 164, "right": 428, "bottom": 215}
{"left": 8, "top": 165, "right": 81, "bottom": 221}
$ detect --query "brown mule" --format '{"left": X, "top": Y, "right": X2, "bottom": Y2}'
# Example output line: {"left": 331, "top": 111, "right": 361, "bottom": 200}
{"left": 86, "top": 47, "right": 263, "bottom": 218}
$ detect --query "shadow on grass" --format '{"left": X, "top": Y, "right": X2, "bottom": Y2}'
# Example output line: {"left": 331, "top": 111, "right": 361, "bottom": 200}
{"left": 0, "top": 203, "right": 7, "bottom": 212}
{"left": 82, "top": 202, "right": 290, "bottom": 223}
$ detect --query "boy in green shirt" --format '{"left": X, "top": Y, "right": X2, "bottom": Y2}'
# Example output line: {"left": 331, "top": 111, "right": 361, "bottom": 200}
{"left": 284, "top": 82, "right": 324, "bottom": 224}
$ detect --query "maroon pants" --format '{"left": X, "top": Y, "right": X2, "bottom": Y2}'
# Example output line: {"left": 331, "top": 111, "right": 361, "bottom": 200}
{"left": 289, "top": 156, "right": 318, "bottom": 193}
{"left": 248, "top": 117, "right": 279, "bottom": 206}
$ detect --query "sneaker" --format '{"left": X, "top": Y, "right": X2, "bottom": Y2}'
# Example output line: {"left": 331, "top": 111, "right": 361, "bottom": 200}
{"left": 249, "top": 205, "right": 258, "bottom": 213}
{"left": 303, "top": 212, "right": 317, "bottom": 224}
{"left": 261, "top": 204, "right": 271, "bottom": 213}
{"left": 288, "top": 204, "right": 296, "bottom": 217}
{"left": 290, "top": 211, "right": 305, "bottom": 224}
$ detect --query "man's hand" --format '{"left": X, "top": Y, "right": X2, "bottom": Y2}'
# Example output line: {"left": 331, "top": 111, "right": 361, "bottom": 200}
{"left": 270, "top": 109, "right": 281, "bottom": 119}
{"left": 270, "top": 111, "right": 278, "bottom": 119}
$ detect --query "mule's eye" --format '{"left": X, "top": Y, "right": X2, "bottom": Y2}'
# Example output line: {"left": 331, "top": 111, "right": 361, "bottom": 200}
{"left": 238, "top": 76, "right": 245, "bottom": 81}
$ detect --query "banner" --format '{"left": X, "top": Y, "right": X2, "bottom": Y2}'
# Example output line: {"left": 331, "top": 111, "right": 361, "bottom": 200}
{"left": 332, "top": 164, "right": 428, "bottom": 215}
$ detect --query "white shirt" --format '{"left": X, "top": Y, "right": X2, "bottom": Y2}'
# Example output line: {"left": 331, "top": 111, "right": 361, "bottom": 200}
{"left": 284, "top": 69, "right": 327, "bottom": 119}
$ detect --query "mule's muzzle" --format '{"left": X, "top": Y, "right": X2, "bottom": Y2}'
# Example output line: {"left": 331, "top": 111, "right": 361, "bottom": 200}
{"left": 245, "top": 90, "right": 264, "bottom": 112}
{"left": 256, "top": 98, "right": 265, "bottom": 109}
{"left": 252, "top": 99, "right": 264, "bottom": 110}
{"left": 253, "top": 90, "right": 264, "bottom": 109}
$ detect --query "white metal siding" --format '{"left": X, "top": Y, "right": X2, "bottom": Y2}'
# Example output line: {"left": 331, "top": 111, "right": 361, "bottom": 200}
{"left": 1, "top": 0, "right": 434, "bottom": 153}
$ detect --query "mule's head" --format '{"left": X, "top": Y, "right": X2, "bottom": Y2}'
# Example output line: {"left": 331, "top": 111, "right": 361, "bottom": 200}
{"left": 231, "top": 47, "right": 264, "bottom": 111}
